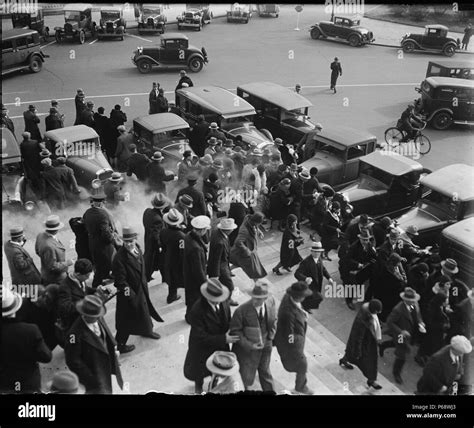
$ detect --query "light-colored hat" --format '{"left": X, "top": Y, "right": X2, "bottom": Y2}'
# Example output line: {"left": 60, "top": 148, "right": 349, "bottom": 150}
{"left": 299, "top": 170, "right": 310, "bottom": 181}
{"left": 206, "top": 351, "right": 240, "bottom": 377}
{"left": 122, "top": 226, "right": 138, "bottom": 241}
{"left": 46, "top": 371, "right": 86, "bottom": 394}
{"left": 40, "top": 149, "right": 51, "bottom": 158}
{"left": 41, "top": 157, "right": 52, "bottom": 166}
{"left": 117, "top": 125, "right": 126, "bottom": 132}
{"left": 179, "top": 194, "right": 193, "bottom": 208}
{"left": 450, "top": 335, "right": 473, "bottom": 354}
{"left": 212, "top": 159, "right": 224, "bottom": 169}
{"left": 163, "top": 208, "right": 184, "bottom": 226}
{"left": 44, "top": 215, "right": 64, "bottom": 231}
{"left": 200, "top": 278, "right": 230, "bottom": 302}
{"left": 441, "top": 258, "right": 459, "bottom": 275}
{"left": 311, "top": 242, "right": 324, "bottom": 252}
{"left": 181, "top": 82, "right": 189, "bottom": 88}
{"left": 109, "top": 172, "right": 123, "bottom": 182}
{"left": 399, "top": 287, "right": 420, "bottom": 302}
{"left": 406, "top": 225, "right": 419, "bottom": 236}
{"left": 2, "top": 286, "right": 23, "bottom": 317}
{"left": 210, "top": 122, "right": 218, "bottom": 130}
{"left": 217, "top": 218, "right": 238, "bottom": 230}
{"left": 191, "top": 215, "right": 211, "bottom": 230}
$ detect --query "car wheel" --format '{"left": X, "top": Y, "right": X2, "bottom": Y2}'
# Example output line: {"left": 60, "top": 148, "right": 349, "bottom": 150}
{"left": 188, "top": 57, "right": 203, "bottom": 72}
{"left": 137, "top": 60, "right": 152, "bottom": 74}
{"left": 55, "top": 31, "right": 62, "bottom": 43}
{"left": 29, "top": 56, "right": 42, "bottom": 73}
{"left": 348, "top": 34, "right": 360, "bottom": 47}
{"left": 79, "top": 30, "right": 85, "bottom": 44}
{"left": 442, "top": 44, "right": 455, "bottom": 57}
{"left": 402, "top": 41, "right": 415, "bottom": 53}
{"left": 431, "top": 111, "right": 453, "bottom": 130}
{"left": 310, "top": 28, "right": 320, "bottom": 40}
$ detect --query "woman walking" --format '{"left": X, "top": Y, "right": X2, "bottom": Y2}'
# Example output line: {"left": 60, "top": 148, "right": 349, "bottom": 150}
{"left": 272, "top": 214, "right": 304, "bottom": 275}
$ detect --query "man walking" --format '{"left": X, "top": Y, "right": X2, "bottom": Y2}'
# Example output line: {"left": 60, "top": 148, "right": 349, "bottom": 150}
{"left": 146, "top": 151, "right": 176, "bottom": 193}
{"left": 40, "top": 157, "right": 67, "bottom": 210}
{"left": 115, "top": 126, "right": 133, "bottom": 172}
{"left": 330, "top": 57, "right": 342, "bottom": 93}
{"left": 23, "top": 104, "right": 42, "bottom": 141}
{"left": 176, "top": 174, "right": 207, "bottom": 217}
{"left": 45, "top": 107, "right": 64, "bottom": 131}
{"left": 149, "top": 82, "right": 161, "bottom": 114}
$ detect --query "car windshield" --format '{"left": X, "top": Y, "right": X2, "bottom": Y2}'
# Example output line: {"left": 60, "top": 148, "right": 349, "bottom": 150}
{"left": 315, "top": 142, "right": 344, "bottom": 158}
{"left": 222, "top": 116, "right": 254, "bottom": 125}
{"left": 101, "top": 11, "right": 120, "bottom": 20}
{"left": 281, "top": 110, "right": 315, "bottom": 128}
{"left": 143, "top": 8, "right": 161, "bottom": 15}
{"left": 419, "top": 189, "right": 459, "bottom": 219}
{"left": 64, "top": 11, "right": 81, "bottom": 21}
{"left": 359, "top": 162, "right": 392, "bottom": 187}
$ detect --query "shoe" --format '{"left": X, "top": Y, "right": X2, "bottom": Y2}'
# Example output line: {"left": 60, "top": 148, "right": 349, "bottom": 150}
{"left": 295, "top": 385, "right": 314, "bottom": 395}
{"left": 334, "top": 88, "right": 337, "bottom": 93}
{"left": 144, "top": 331, "right": 161, "bottom": 340}
{"left": 167, "top": 295, "right": 181, "bottom": 304}
{"left": 118, "top": 344, "right": 135, "bottom": 354}
{"left": 339, "top": 358, "right": 354, "bottom": 370}
{"left": 414, "top": 355, "right": 426, "bottom": 367}
{"left": 283, "top": 267, "right": 292, "bottom": 272}
{"left": 346, "top": 301, "right": 355, "bottom": 310}
{"left": 272, "top": 267, "right": 282, "bottom": 276}
{"left": 229, "top": 299, "right": 239, "bottom": 307}
{"left": 393, "top": 373, "right": 403, "bottom": 384}
{"left": 367, "top": 381, "right": 382, "bottom": 390}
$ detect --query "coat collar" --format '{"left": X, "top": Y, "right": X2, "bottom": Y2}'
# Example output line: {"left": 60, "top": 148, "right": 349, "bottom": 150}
{"left": 79, "top": 318, "right": 109, "bottom": 354}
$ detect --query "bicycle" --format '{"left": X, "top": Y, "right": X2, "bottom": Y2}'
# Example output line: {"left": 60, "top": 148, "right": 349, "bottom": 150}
{"left": 383, "top": 120, "right": 431, "bottom": 156}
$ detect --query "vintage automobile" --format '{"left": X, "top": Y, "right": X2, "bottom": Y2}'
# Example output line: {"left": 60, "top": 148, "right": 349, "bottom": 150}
{"left": 227, "top": 3, "right": 252, "bottom": 23}
{"left": 425, "top": 60, "right": 473, "bottom": 80}
{"left": 2, "top": 29, "right": 49, "bottom": 76}
{"left": 132, "top": 33, "right": 208, "bottom": 73}
{"left": 310, "top": 16, "right": 375, "bottom": 47}
{"left": 257, "top": 4, "right": 279, "bottom": 17}
{"left": 54, "top": 4, "right": 97, "bottom": 44}
{"left": 401, "top": 25, "right": 460, "bottom": 57}
{"left": 237, "top": 81, "right": 316, "bottom": 147}
{"left": 97, "top": 6, "right": 126, "bottom": 41}
{"left": 440, "top": 217, "right": 474, "bottom": 287}
{"left": 300, "top": 127, "right": 378, "bottom": 189}
{"left": 11, "top": 6, "right": 49, "bottom": 41}
{"left": 175, "top": 85, "right": 275, "bottom": 151}
{"left": 177, "top": 4, "right": 212, "bottom": 30}
{"left": 339, "top": 151, "right": 431, "bottom": 218}
{"left": 132, "top": 113, "right": 194, "bottom": 166}
{"left": 137, "top": 4, "right": 167, "bottom": 35}
{"left": 394, "top": 164, "right": 474, "bottom": 247}
{"left": 414, "top": 77, "right": 474, "bottom": 130}
{"left": 43, "top": 125, "right": 114, "bottom": 190}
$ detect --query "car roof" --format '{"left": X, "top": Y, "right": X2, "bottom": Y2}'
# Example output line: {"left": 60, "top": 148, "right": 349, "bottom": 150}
{"left": 425, "top": 24, "right": 449, "bottom": 30}
{"left": 44, "top": 125, "right": 99, "bottom": 143}
{"left": 442, "top": 217, "right": 474, "bottom": 247}
{"left": 100, "top": 6, "right": 122, "bottom": 11}
{"left": 133, "top": 113, "right": 190, "bottom": 133}
{"left": 1, "top": 128, "right": 21, "bottom": 166}
{"left": 161, "top": 32, "right": 188, "bottom": 41}
{"left": 63, "top": 4, "right": 93, "bottom": 11}
{"left": 315, "top": 126, "right": 377, "bottom": 148}
{"left": 428, "top": 60, "right": 474, "bottom": 69}
{"left": 238, "top": 82, "right": 313, "bottom": 111}
{"left": 421, "top": 164, "right": 474, "bottom": 201}
{"left": 360, "top": 151, "right": 423, "bottom": 176}
{"left": 177, "top": 86, "right": 256, "bottom": 119}
{"left": 142, "top": 3, "right": 164, "bottom": 8}
{"left": 2, "top": 28, "right": 39, "bottom": 40}
{"left": 425, "top": 77, "right": 474, "bottom": 89}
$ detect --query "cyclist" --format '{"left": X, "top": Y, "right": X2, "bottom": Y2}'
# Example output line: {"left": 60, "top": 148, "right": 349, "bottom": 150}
{"left": 398, "top": 104, "right": 424, "bottom": 142}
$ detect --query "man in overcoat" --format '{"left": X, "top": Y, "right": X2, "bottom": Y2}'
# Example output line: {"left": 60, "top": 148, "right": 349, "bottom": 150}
{"left": 175, "top": 174, "right": 207, "bottom": 217}
{"left": 20, "top": 131, "right": 43, "bottom": 188}
{"left": 146, "top": 151, "right": 176, "bottom": 193}
{"left": 74, "top": 89, "right": 86, "bottom": 125}
{"left": 23, "top": 104, "right": 42, "bottom": 141}
{"left": 112, "top": 227, "right": 163, "bottom": 354}
{"left": 39, "top": 157, "right": 67, "bottom": 210}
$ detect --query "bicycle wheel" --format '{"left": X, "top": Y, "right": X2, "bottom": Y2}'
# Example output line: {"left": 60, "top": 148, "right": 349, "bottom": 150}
{"left": 414, "top": 134, "right": 431, "bottom": 155}
{"left": 384, "top": 127, "right": 404, "bottom": 144}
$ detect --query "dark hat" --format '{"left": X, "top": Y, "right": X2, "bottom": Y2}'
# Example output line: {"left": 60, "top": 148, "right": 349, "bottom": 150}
{"left": 76, "top": 295, "right": 106, "bottom": 318}
{"left": 359, "top": 214, "right": 371, "bottom": 226}
{"left": 179, "top": 194, "right": 194, "bottom": 208}
{"left": 122, "top": 226, "right": 138, "bottom": 241}
{"left": 399, "top": 287, "right": 420, "bottom": 303}
{"left": 388, "top": 252, "right": 403, "bottom": 264}
{"left": 224, "top": 139, "right": 235, "bottom": 148}
{"left": 287, "top": 213, "right": 298, "bottom": 225}
{"left": 56, "top": 157, "right": 67, "bottom": 165}
{"left": 429, "top": 253, "right": 442, "bottom": 266}
{"left": 249, "top": 212, "right": 264, "bottom": 224}
{"left": 47, "top": 371, "right": 85, "bottom": 394}
{"left": 109, "top": 172, "right": 123, "bottom": 182}
{"left": 183, "top": 150, "right": 192, "bottom": 158}
{"left": 380, "top": 216, "right": 393, "bottom": 228}
{"left": 322, "top": 186, "right": 335, "bottom": 198}
{"left": 287, "top": 281, "right": 313, "bottom": 299}
{"left": 86, "top": 101, "right": 94, "bottom": 106}
{"left": 208, "top": 136, "right": 218, "bottom": 145}
{"left": 368, "top": 299, "right": 383, "bottom": 314}
{"left": 187, "top": 173, "right": 198, "bottom": 183}
{"left": 441, "top": 258, "right": 459, "bottom": 274}
{"left": 331, "top": 201, "right": 341, "bottom": 210}
{"left": 1, "top": 103, "right": 7, "bottom": 110}
{"left": 49, "top": 107, "right": 58, "bottom": 114}
{"left": 44, "top": 215, "right": 64, "bottom": 231}
{"left": 208, "top": 172, "right": 218, "bottom": 183}
{"left": 151, "top": 193, "right": 171, "bottom": 209}
{"left": 200, "top": 278, "right": 230, "bottom": 303}
{"left": 10, "top": 226, "right": 24, "bottom": 239}
{"left": 437, "top": 275, "right": 452, "bottom": 288}
{"left": 28, "top": 104, "right": 36, "bottom": 110}
{"left": 152, "top": 151, "right": 164, "bottom": 161}
{"left": 414, "top": 262, "right": 429, "bottom": 274}
{"left": 310, "top": 167, "right": 319, "bottom": 175}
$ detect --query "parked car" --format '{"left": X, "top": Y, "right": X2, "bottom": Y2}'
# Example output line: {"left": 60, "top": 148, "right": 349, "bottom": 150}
{"left": 11, "top": 6, "right": 49, "bottom": 41}
{"left": 177, "top": 4, "right": 212, "bottom": 30}
{"left": 132, "top": 113, "right": 194, "bottom": 167}
{"left": 227, "top": 3, "right": 252, "bottom": 23}
{"left": 339, "top": 151, "right": 431, "bottom": 218}
{"left": 257, "top": 4, "right": 279, "bottom": 17}
{"left": 97, "top": 6, "right": 126, "bottom": 41}
{"left": 401, "top": 25, "right": 460, "bottom": 57}
{"left": 425, "top": 60, "right": 473, "bottom": 80}
{"left": 2, "top": 29, "right": 49, "bottom": 76}
{"left": 131, "top": 33, "right": 208, "bottom": 73}
{"left": 300, "top": 127, "right": 378, "bottom": 189}
{"left": 54, "top": 4, "right": 97, "bottom": 44}
{"left": 175, "top": 85, "right": 275, "bottom": 150}
{"left": 440, "top": 217, "right": 474, "bottom": 287}
{"left": 415, "top": 77, "right": 474, "bottom": 130}
{"left": 43, "top": 125, "right": 114, "bottom": 190}
{"left": 310, "top": 16, "right": 375, "bottom": 47}
{"left": 394, "top": 164, "right": 474, "bottom": 247}
{"left": 237, "top": 81, "right": 316, "bottom": 147}
{"left": 137, "top": 4, "right": 167, "bottom": 35}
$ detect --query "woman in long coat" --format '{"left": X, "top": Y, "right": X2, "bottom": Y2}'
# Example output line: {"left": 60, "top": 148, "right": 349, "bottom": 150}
{"left": 272, "top": 214, "right": 303, "bottom": 275}
{"left": 339, "top": 299, "right": 383, "bottom": 389}
{"left": 230, "top": 213, "right": 267, "bottom": 280}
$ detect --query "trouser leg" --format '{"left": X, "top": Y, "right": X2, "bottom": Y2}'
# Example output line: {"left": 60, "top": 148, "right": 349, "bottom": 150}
{"left": 115, "top": 330, "right": 130, "bottom": 346}
{"left": 258, "top": 346, "right": 275, "bottom": 392}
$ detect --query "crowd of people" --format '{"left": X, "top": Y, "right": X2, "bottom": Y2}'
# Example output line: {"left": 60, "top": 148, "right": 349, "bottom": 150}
{"left": 1, "top": 74, "right": 472, "bottom": 396}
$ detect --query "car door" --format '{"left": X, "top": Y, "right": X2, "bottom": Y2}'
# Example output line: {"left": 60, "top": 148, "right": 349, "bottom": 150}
{"left": 160, "top": 39, "right": 180, "bottom": 63}
{"left": 13, "top": 36, "right": 29, "bottom": 65}
{"left": 422, "top": 28, "right": 441, "bottom": 49}
{"left": 342, "top": 144, "right": 367, "bottom": 183}
{"left": 452, "top": 87, "right": 472, "bottom": 121}
{"left": 2, "top": 39, "right": 16, "bottom": 69}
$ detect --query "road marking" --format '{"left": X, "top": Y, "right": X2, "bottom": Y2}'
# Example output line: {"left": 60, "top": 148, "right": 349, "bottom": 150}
{"left": 89, "top": 39, "right": 98, "bottom": 45}
{"left": 126, "top": 34, "right": 153, "bottom": 43}
{"left": 41, "top": 40, "right": 57, "bottom": 49}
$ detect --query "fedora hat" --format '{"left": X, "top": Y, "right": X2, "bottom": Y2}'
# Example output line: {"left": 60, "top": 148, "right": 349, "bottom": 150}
{"left": 450, "top": 335, "right": 473, "bottom": 355}
{"left": 179, "top": 194, "right": 193, "bottom": 208}
{"left": 90, "top": 190, "right": 107, "bottom": 201}
{"left": 299, "top": 170, "right": 310, "bottom": 181}
{"left": 200, "top": 278, "right": 230, "bottom": 303}
{"left": 151, "top": 193, "right": 171, "bottom": 209}
{"left": 358, "top": 214, "right": 372, "bottom": 226}
{"left": 322, "top": 186, "right": 335, "bottom": 198}
{"left": 212, "top": 159, "right": 224, "bottom": 169}
{"left": 310, "top": 241, "right": 324, "bottom": 252}
{"left": 357, "top": 228, "right": 373, "bottom": 240}
{"left": 217, "top": 218, "right": 238, "bottom": 231}
{"left": 2, "top": 286, "right": 23, "bottom": 317}
{"left": 117, "top": 125, "right": 126, "bottom": 132}
{"left": 441, "top": 258, "right": 459, "bottom": 274}
{"left": 250, "top": 148, "right": 263, "bottom": 157}
{"left": 163, "top": 208, "right": 184, "bottom": 226}
{"left": 191, "top": 215, "right": 211, "bottom": 230}
{"left": 40, "top": 148, "right": 51, "bottom": 158}
{"left": 151, "top": 151, "right": 164, "bottom": 161}
{"left": 406, "top": 225, "right": 419, "bottom": 236}
{"left": 46, "top": 371, "right": 85, "bottom": 394}
{"left": 44, "top": 215, "right": 64, "bottom": 231}
{"left": 206, "top": 351, "right": 239, "bottom": 377}
{"left": 287, "top": 281, "right": 313, "bottom": 299}
{"left": 109, "top": 172, "right": 123, "bottom": 182}
{"left": 208, "top": 136, "right": 218, "bottom": 145}
{"left": 122, "top": 226, "right": 138, "bottom": 241}
{"left": 210, "top": 122, "right": 218, "bottom": 130}
{"left": 224, "top": 139, "right": 235, "bottom": 148}
{"left": 250, "top": 283, "right": 269, "bottom": 298}
{"left": 76, "top": 295, "right": 106, "bottom": 318}
{"left": 10, "top": 226, "right": 24, "bottom": 239}
{"left": 399, "top": 287, "right": 420, "bottom": 303}
{"left": 274, "top": 137, "right": 283, "bottom": 145}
